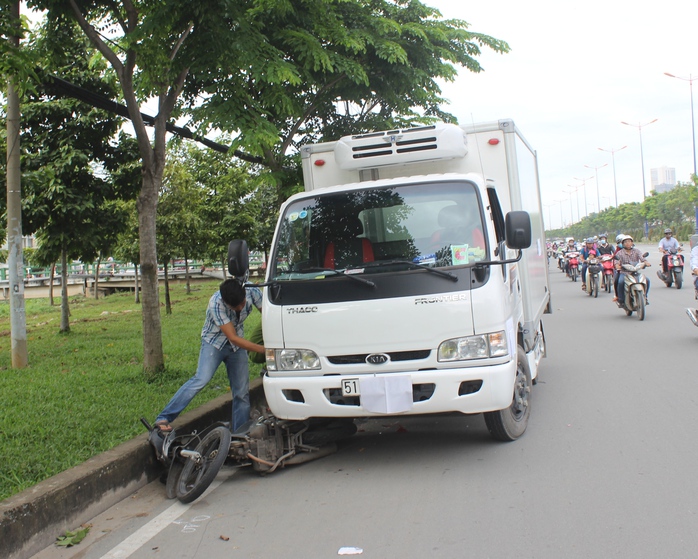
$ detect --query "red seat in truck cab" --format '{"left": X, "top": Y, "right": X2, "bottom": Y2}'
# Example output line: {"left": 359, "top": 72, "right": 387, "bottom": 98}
{"left": 323, "top": 216, "right": 374, "bottom": 270}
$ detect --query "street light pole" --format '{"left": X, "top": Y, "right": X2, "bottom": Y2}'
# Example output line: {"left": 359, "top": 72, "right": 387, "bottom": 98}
{"left": 565, "top": 185, "right": 581, "bottom": 223}
{"left": 621, "top": 119, "right": 658, "bottom": 200}
{"left": 664, "top": 72, "right": 697, "bottom": 177}
{"left": 584, "top": 163, "right": 607, "bottom": 215}
{"left": 598, "top": 145, "right": 627, "bottom": 207}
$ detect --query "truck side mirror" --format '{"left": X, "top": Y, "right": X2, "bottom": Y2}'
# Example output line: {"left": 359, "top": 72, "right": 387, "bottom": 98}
{"left": 228, "top": 240, "right": 249, "bottom": 278}
{"left": 505, "top": 211, "right": 532, "bottom": 250}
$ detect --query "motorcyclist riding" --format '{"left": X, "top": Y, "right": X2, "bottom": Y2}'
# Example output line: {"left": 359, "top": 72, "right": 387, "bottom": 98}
{"left": 580, "top": 238, "right": 597, "bottom": 291}
{"left": 658, "top": 228, "right": 681, "bottom": 278}
{"left": 613, "top": 235, "right": 651, "bottom": 305}
{"left": 596, "top": 234, "right": 614, "bottom": 257}
{"left": 563, "top": 238, "right": 576, "bottom": 275}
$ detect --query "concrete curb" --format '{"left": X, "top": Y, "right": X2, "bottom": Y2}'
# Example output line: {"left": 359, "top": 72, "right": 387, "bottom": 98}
{"left": 1, "top": 378, "right": 264, "bottom": 559}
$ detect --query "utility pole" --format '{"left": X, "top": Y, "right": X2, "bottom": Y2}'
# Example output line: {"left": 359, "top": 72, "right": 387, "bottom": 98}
{"left": 6, "top": 0, "right": 28, "bottom": 368}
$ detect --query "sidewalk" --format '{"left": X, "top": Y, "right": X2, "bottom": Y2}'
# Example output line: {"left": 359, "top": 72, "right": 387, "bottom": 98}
{"left": 1, "top": 378, "right": 265, "bottom": 559}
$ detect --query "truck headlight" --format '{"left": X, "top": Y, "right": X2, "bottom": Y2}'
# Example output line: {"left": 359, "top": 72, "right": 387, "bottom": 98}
{"left": 266, "top": 348, "right": 321, "bottom": 371}
{"left": 437, "top": 331, "right": 509, "bottom": 361}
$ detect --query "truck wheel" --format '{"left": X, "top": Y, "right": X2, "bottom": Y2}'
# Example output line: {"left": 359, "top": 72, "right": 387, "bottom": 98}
{"left": 484, "top": 346, "right": 531, "bottom": 442}
{"left": 175, "top": 426, "right": 231, "bottom": 504}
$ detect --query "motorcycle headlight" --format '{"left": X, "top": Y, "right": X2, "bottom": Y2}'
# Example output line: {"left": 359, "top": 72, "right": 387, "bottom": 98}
{"left": 266, "top": 348, "right": 320, "bottom": 371}
{"left": 438, "top": 331, "right": 509, "bottom": 362}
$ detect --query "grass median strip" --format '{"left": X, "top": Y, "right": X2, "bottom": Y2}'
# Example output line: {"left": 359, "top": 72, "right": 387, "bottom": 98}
{"left": 0, "top": 280, "right": 263, "bottom": 501}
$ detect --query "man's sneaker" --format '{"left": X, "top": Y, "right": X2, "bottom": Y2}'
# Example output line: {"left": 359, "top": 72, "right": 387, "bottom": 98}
{"left": 686, "top": 308, "right": 698, "bottom": 327}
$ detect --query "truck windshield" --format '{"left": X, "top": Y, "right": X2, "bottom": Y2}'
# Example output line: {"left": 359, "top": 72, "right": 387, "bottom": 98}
{"left": 270, "top": 180, "right": 486, "bottom": 281}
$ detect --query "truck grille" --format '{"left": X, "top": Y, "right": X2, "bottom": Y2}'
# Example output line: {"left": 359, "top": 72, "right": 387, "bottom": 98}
{"left": 327, "top": 350, "right": 431, "bottom": 365}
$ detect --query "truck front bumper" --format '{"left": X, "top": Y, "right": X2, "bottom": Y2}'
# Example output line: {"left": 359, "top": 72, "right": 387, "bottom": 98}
{"left": 262, "top": 359, "right": 517, "bottom": 420}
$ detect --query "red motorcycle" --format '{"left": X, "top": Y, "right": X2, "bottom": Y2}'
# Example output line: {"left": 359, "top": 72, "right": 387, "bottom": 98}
{"left": 566, "top": 251, "right": 580, "bottom": 282}
{"left": 600, "top": 254, "right": 615, "bottom": 293}
{"left": 657, "top": 248, "right": 684, "bottom": 289}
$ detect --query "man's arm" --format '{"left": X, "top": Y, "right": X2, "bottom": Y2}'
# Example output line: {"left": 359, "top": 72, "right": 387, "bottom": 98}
{"left": 220, "top": 322, "right": 264, "bottom": 354}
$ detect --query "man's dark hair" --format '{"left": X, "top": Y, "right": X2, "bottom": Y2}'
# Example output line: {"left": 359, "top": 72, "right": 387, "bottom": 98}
{"left": 219, "top": 279, "right": 246, "bottom": 307}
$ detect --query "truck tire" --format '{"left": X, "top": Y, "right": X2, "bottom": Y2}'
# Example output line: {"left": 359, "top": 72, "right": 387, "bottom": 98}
{"left": 484, "top": 346, "right": 531, "bottom": 442}
{"left": 175, "top": 425, "right": 231, "bottom": 504}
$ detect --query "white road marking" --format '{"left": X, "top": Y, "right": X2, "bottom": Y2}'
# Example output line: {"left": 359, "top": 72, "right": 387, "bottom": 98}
{"left": 99, "top": 479, "right": 224, "bottom": 559}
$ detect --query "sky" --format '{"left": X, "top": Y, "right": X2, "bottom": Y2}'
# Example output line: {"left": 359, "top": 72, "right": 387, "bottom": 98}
{"left": 424, "top": 0, "right": 698, "bottom": 229}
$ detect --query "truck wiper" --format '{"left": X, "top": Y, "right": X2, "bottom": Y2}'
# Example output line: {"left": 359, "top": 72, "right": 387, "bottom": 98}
{"left": 305, "top": 267, "right": 376, "bottom": 288}
{"left": 360, "top": 260, "right": 458, "bottom": 282}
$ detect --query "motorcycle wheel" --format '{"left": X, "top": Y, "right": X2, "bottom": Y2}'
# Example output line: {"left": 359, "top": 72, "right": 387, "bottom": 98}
{"left": 593, "top": 276, "right": 599, "bottom": 298}
{"left": 605, "top": 276, "right": 612, "bottom": 293}
{"left": 484, "top": 346, "right": 532, "bottom": 442}
{"left": 675, "top": 272, "right": 682, "bottom": 290}
{"left": 175, "top": 426, "right": 231, "bottom": 504}
{"left": 636, "top": 294, "right": 646, "bottom": 321}
{"left": 571, "top": 268, "right": 577, "bottom": 282}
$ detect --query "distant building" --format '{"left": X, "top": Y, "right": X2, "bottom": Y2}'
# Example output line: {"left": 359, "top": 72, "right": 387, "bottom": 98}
{"left": 651, "top": 166, "right": 677, "bottom": 193}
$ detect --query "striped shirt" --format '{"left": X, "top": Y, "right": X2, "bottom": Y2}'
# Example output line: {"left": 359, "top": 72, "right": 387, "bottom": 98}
{"left": 201, "top": 286, "right": 263, "bottom": 351}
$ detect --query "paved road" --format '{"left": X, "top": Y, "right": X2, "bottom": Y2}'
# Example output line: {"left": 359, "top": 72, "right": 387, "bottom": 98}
{"left": 32, "top": 245, "right": 698, "bottom": 559}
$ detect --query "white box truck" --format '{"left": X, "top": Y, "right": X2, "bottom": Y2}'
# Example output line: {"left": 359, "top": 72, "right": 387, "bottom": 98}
{"left": 230, "top": 119, "right": 550, "bottom": 441}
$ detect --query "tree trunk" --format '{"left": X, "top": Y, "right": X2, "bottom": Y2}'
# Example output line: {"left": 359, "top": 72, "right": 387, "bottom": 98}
{"left": 93, "top": 255, "right": 101, "bottom": 299}
{"left": 49, "top": 263, "right": 55, "bottom": 306}
{"left": 164, "top": 261, "right": 171, "bottom": 315}
{"left": 138, "top": 171, "right": 164, "bottom": 374}
{"left": 134, "top": 263, "right": 140, "bottom": 304}
{"left": 184, "top": 254, "right": 191, "bottom": 295}
{"left": 60, "top": 248, "right": 70, "bottom": 333}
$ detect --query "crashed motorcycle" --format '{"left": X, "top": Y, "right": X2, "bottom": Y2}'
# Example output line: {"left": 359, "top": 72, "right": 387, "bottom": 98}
{"left": 142, "top": 413, "right": 356, "bottom": 504}
{"left": 615, "top": 255, "right": 650, "bottom": 321}
{"left": 657, "top": 248, "right": 684, "bottom": 289}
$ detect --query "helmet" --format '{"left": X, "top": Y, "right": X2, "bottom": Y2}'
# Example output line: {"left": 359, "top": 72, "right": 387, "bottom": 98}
{"left": 599, "top": 233, "right": 607, "bottom": 239}
{"left": 586, "top": 237, "right": 594, "bottom": 243}
{"left": 664, "top": 228, "right": 672, "bottom": 234}
{"left": 615, "top": 234, "right": 624, "bottom": 243}
{"left": 593, "top": 236, "right": 599, "bottom": 241}
{"left": 622, "top": 234, "right": 634, "bottom": 244}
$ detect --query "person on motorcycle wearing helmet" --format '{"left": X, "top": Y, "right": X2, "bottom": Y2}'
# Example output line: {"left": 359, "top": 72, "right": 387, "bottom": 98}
{"left": 563, "top": 238, "right": 576, "bottom": 274}
{"left": 579, "top": 238, "right": 597, "bottom": 291}
{"left": 658, "top": 228, "right": 681, "bottom": 277}
{"left": 596, "top": 234, "right": 614, "bottom": 257}
{"left": 613, "top": 235, "right": 650, "bottom": 305}
{"left": 686, "top": 243, "right": 698, "bottom": 326}
{"left": 615, "top": 233, "right": 626, "bottom": 252}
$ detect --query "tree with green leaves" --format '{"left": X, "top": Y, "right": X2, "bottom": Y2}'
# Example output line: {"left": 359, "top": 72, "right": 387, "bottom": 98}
{"left": 187, "top": 0, "right": 509, "bottom": 206}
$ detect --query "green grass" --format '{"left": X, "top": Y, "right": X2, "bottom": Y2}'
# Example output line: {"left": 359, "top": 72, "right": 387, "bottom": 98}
{"left": 0, "top": 280, "right": 263, "bottom": 501}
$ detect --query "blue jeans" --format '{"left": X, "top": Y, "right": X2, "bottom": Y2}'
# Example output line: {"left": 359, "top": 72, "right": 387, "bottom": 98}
{"left": 156, "top": 340, "right": 250, "bottom": 431}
